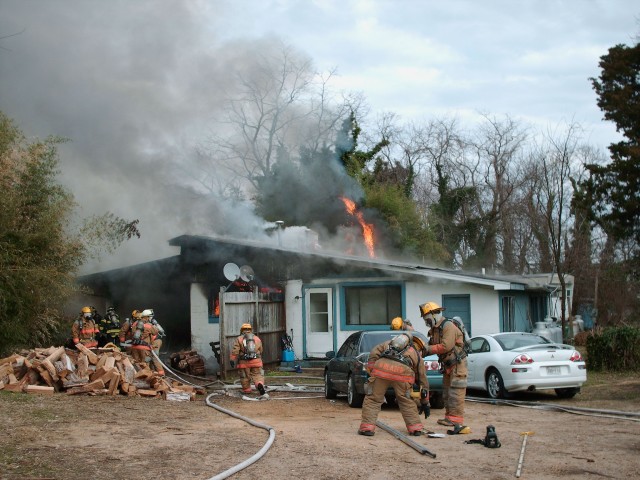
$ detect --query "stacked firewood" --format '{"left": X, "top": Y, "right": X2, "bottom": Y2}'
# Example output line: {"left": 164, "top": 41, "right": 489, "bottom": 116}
{"left": 169, "top": 350, "right": 206, "bottom": 377}
{"left": 0, "top": 344, "right": 203, "bottom": 401}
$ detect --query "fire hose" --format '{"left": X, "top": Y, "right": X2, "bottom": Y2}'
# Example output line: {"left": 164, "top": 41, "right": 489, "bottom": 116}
{"left": 205, "top": 392, "right": 275, "bottom": 480}
{"left": 466, "top": 396, "right": 640, "bottom": 422}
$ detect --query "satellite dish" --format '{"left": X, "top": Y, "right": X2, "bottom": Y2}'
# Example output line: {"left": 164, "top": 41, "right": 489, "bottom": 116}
{"left": 223, "top": 263, "right": 241, "bottom": 281}
{"left": 239, "top": 265, "right": 255, "bottom": 282}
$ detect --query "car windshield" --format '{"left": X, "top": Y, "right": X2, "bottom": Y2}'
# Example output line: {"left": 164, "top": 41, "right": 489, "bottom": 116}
{"left": 358, "top": 331, "right": 429, "bottom": 354}
{"left": 494, "top": 333, "right": 552, "bottom": 351}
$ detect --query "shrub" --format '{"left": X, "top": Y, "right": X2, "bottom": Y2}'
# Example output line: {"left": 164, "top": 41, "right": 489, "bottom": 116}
{"left": 586, "top": 326, "right": 640, "bottom": 371}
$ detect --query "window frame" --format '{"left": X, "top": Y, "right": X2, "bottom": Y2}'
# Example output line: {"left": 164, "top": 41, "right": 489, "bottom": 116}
{"left": 338, "top": 281, "right": 405, "bottom": 331}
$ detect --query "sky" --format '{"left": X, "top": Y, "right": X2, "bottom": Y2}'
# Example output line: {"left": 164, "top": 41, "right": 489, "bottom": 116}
{"left": 0, "top": 0, "right": 638, "bottom": 272}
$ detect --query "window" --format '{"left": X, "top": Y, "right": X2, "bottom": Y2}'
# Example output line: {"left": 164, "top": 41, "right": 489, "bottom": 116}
{"left": 309, "top": 292, "right": 329, "bottom": 333}
{"left": 343, "top": 284, "right": 402, "bottom": 326}
{"left": 501, "top": 296, "right": 515, "bottom": 332}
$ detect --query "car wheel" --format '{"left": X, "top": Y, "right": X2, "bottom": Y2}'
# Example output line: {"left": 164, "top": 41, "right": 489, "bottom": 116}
{"left": 429, "top": 391, "right": 444, "bottom": 409}
{"left": 486, "top": 369, "right": 509, "bottom": 399}
{"left": 555, "top": 387, "right": 580, "bottom": 399}
{"left": 324, "top": 370, "right": 338, "bottom": 399}
{"left": 347, "top": 374, "right": 364, "bottom": 408}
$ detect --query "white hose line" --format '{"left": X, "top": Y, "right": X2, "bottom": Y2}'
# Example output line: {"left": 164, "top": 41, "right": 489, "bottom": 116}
{"left": 205, "top": 393, "right": 276, "bottom": 480}
{"left": 467, "top": 396, "right": 640, "bottom": 422}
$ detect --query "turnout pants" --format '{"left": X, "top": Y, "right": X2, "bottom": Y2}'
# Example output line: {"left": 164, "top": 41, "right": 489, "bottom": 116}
{"left": 359, "top": 377, "right": 424, "bottom": 434}
{"left": 238, "top": 366, "right": 265, "bottom": 393}
{"left": 443, "top": 358, "right": 468, "bottom": 425}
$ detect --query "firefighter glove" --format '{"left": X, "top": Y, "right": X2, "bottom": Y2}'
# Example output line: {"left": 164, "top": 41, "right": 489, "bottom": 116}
{"left": 418, "top": 402, "right": 431, "bottom": 419}
{"left": 230, "top": 360, "right": 235, "bottom": 368}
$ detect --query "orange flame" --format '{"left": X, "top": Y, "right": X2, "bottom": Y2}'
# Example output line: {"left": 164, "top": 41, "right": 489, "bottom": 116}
{"left": 340, "top": 196, "right": 375, "bottom": 258}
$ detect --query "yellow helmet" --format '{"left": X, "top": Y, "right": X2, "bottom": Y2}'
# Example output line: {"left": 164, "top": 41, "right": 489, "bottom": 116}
{"left": 240, "top": 323, "right": 252, "bottom": 333}
{"left": 391, "top": 317, "right": 404, "bottom": 330}
{"left": 81, "top": 306, "right": 92, "bottom": 314}
{"left": 412, "top": 335, "right": 426, "bottom": 351}
{"left": 132, "top": 309, "right": 140, "bottom": 319}
{"left": 419, "top": 301, "right": 444, "bottom": 317}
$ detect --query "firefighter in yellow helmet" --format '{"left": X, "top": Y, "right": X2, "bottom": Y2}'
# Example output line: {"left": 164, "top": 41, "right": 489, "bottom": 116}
{"left": 358, "top": 332, "right": 430, "bottom": 437}
{"left": 390, "top": 316, "right": 414, "bottom": 331}
{"left": 419, "top": 301, "right": 470, "bottom": 434}
{"left": 118, "top": 309, "right": 140, "bottom": 348}
{"left": 230, "top": 323, "right": 266, "bottom": 395}
{"left": 71, "top": 306, "right": 99, "bottom": 349}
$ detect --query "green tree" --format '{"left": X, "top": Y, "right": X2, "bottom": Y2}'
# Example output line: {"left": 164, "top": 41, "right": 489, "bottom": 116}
{"left": 583, "top": 41, "right": 640, "bottom": 244}
{"left": 0, "top": 112, "right": 139, "bottom": 355}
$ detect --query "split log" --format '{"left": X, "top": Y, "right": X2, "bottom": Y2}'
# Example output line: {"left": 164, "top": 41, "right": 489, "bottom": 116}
{"left": 66, "top": 378, "right": 105, "bottom": 395}
{"left": 121, "top": 357, "right": 136, "bottom": 384}
{"left": 74, "top": 344, "right": 98, "bottom": 365}
{"left": 137, "top": 389, "right": 159, "bottom": 397}
{"left": 76, "top": 354, "right": 89, "bottom": 379}
{"left": 26, "top": 385, "right": 55, "bottom": 395}
{"left": 3, "top": 382, "right": 24, "bottom": 393}
{"left": 108, "top": 371, "right": 121, "bottom": 396}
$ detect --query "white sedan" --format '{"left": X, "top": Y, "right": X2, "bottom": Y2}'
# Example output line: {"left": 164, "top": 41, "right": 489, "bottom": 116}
{"left": 466, "top": 332, "right": 587, "bottom": 399}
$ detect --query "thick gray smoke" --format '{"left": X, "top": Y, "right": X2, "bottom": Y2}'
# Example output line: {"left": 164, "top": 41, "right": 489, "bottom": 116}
{"left": 0, "top": 1, "right": 369, "bottom": 272}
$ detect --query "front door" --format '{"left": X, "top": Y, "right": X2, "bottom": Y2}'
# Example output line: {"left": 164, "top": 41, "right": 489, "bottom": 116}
{"left": 442, "top": 294, "right": 472, "bottom": 335}
{"left": 304, "top": 287, "right": 333, "bottom": 358}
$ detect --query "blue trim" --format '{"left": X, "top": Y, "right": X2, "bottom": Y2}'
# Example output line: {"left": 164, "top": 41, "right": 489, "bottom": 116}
{"left": 338, "top": 280, "right": 405, "bottom": 331}
{"left": 208, "top": 315, "right": 219, "bottom": 324}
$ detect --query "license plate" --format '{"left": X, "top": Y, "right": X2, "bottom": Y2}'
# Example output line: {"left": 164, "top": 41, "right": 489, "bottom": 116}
{"left": 547, "top": 366, "right": 561, "bottom": 375}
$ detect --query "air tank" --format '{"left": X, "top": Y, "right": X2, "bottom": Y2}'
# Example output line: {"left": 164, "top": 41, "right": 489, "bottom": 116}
{"left": 533, "top": 321, "right": 553, "bottom": 342}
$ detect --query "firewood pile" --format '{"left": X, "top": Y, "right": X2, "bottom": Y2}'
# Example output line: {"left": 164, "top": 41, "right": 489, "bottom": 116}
{"left": 0, "top": 344, "right": 204, "bottom": 401}
{"left": 169, "top": 350, "right": 206, "bottom": 377}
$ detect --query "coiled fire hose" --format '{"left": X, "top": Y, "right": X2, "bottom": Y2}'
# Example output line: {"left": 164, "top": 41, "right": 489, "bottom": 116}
{"left": 205, "top": 393, "right": 276, "bottom": 480}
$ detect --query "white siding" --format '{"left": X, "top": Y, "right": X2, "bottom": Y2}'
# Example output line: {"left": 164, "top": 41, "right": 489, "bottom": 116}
{"left": 284, "top": 279, "right": 304, "bottom": 357}
{"left": 190, "top": 283, "right": 220, "bottom": 372}
{"left": 406, "top": 281, "right": 501, "bottom": 336}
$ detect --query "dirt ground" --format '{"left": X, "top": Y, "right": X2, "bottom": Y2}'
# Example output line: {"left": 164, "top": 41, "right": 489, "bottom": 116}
{"left": 2, "top": 376, "right": 640, "bottom": 480}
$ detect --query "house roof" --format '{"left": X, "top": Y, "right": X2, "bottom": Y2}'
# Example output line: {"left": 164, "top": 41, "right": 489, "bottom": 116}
{"left": 169, "top": 234, "right": 552, "bottom": 292}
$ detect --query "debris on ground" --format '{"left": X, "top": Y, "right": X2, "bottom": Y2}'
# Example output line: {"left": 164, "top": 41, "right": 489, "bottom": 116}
{"left": 169, "top": 349, "right": 206, "bottom": 376}
{"left": 0, "top": 345, "right": 204, "bottom": 400}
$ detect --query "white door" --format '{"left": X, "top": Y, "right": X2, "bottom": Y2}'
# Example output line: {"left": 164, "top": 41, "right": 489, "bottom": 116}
{"left": 305, "top": 288, "right": 333, "bottom": 358}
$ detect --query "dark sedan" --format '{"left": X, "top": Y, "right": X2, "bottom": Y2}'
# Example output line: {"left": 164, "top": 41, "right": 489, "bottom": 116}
{"left": 324, "top": 330, "right": 444, "bottom": 408}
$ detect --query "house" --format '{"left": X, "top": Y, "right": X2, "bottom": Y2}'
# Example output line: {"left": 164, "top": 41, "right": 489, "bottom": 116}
{"left": 77, "top": 232, "right": 571, "bottom": 376}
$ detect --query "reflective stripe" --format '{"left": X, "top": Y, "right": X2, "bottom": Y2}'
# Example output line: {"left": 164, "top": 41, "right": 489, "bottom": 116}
{"left": 446, "top": 414, "right": 464, "bottom": 424}
{"left": 371, "top": 367, "right": 414, "bottom": 383}
{"left": 359, "top": 423, "right": 375, "bottom": 432}
{"left": 132, "top": 344, "right": 152, "bottom": 351}
{"left": 238, "top": 358, "right": 263, "bottom": 368}
{"left": 407, "top": 423, "right": 424, "bottom": 433}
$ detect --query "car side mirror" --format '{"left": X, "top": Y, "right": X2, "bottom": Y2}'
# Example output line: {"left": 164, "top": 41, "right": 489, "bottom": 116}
{"left": 355, "top": 352, "right": 369, "bottom": 363}
{"left": 325, "top": 351, "right": 335, "bottom": 359}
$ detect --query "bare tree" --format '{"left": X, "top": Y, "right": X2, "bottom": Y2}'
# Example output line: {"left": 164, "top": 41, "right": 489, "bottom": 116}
{"left": 529, "top": 122, "right": 586, "bottom": 339}
{"left": 202, "top": 40, "right": 349, "bottom": 193}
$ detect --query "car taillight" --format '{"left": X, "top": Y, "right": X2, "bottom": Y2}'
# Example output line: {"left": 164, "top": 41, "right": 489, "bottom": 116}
{"left": 511, "top": 354, "right": 533, "bottom": 365}
{"left": 424, "top": 361, "right": 440, "bottom": 371}
{"left": 570, "top": 351, "right": 583, "bottom": 362}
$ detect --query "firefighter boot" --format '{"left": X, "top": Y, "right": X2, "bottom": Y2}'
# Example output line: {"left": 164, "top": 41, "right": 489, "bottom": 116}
{"left": 257, "top": 383, "right": 266, "bottom": 396}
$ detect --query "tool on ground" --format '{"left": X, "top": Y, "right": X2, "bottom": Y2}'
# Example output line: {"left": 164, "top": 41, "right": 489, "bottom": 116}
{"left": 515, "top": 431, "right": 534, "bottom": 478}
{"left": 376, "top": 420, "right": 436, "bottom": 458}
{"left": 464, "top": 425, "right": 501, "bottom": 448}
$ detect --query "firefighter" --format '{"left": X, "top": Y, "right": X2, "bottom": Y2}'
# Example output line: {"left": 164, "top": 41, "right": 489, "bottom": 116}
{"left": 72, "top": 306, "right": 100, "bottom": 349}
{"left": 420, "top": 301, "right": 470, "bottom": 434}
{"left": 230, "top": 323, "right": 266, "bottom": 395}
{"left": 390, "top": 316, "right": 415, "bottom": 331}
{"left": 119, "top": 309, "right": 140, "bottom": 347}
{"left": 358, "top": 332, "right": 430, "bottom": 436}
{"left": 130, "top": 309, "right": 165, "bottom": 375}
{"left": 147, "top": 309, "right": 166, "bottom": 372}
{"left": 97, "top": 306, "right": 121, "bottom": 347}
